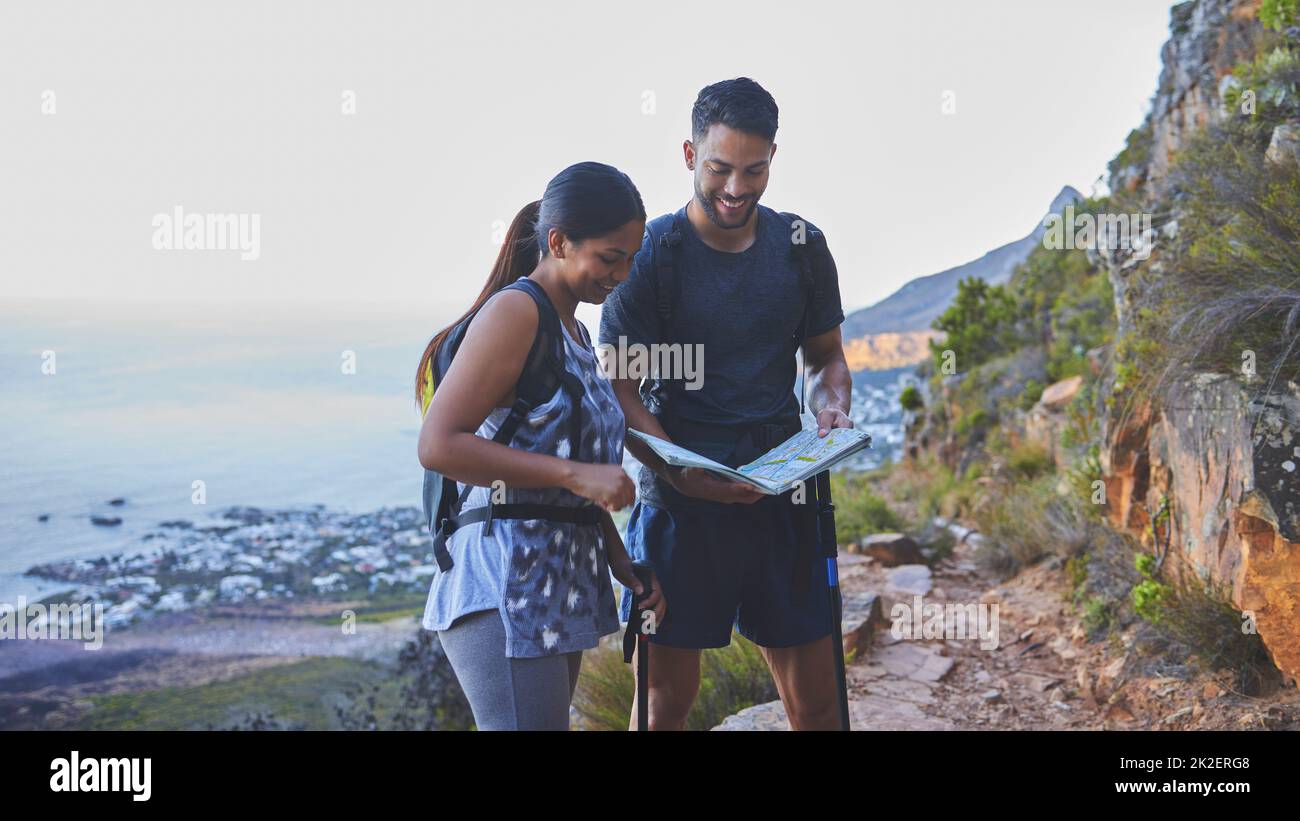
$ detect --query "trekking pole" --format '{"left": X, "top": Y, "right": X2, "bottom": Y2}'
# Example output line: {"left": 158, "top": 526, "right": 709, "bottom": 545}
{"left": 622, "top": 561, "right": 656, "bottom": 731}
{"left": 815, "top": 469, "right": 851, "bottom": 731}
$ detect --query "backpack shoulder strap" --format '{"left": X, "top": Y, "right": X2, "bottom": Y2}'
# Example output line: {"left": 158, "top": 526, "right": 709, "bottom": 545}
{"left": 778, "top": 211, "right": 829, "bottom": 342}
{"left": 487, "top": 276, "right": 567, "bottom": 446}
{"left": 778, "top": 211, "right": 833, "bottom": 418}
{"left": 646, "top": 211, "right": 684, "bottom": 346}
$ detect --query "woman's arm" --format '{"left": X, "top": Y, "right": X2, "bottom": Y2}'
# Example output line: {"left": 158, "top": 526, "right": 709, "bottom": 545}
{"left": 417, "top": 288, "right": 634, "bottom": 511}
{"left": 600, "top": 510, "right": 665, "bottom": 628}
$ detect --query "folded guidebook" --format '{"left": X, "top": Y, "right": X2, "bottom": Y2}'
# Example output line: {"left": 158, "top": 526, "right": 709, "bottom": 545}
{"left": 626, "top": 415, "right": 873, "bottom": 495}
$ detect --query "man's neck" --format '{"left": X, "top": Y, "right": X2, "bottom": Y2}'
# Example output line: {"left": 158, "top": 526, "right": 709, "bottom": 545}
{"left": 686, "top": 197, "right": 758, "bottom": 254}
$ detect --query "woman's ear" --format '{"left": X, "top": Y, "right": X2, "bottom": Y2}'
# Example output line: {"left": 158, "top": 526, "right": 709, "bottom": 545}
{"left": 547, "top": 227, "right": 571, "bottom": 259}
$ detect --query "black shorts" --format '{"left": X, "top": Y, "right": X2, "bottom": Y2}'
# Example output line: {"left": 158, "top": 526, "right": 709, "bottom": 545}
{"left": 618, "top": 494, "right": 832, "bottom": 649}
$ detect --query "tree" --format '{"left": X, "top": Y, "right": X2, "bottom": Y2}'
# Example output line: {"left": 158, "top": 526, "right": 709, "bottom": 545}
{"left": 929, "top": 277, "right": 1021, "bottom": 372}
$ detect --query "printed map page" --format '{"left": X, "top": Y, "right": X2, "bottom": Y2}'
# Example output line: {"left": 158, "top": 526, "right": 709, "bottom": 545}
{"left": 736, "top": 428, "right": 872, "bottom": 487}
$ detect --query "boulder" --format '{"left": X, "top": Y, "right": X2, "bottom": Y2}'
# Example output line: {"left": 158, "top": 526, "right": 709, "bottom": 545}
{"left": 885, "top": 564, "right": 933, "bottom": 597}
{"left": 854, "top": 533, "right": 923, "bottom": 566}
{"left": 1038, "top": 375, "right": 1083, "bottom": 412}
{"left": 1106, "top": 373, "right": 1300, "bottom": 685}
{"left": 711, "top": 694, "right": 956, "bottom": 731}
{"left": 1265, "top": 122, "right": 1300, "bottom": 167}
{"left": 841, "top": 591, "right": 884, "bottom": 659}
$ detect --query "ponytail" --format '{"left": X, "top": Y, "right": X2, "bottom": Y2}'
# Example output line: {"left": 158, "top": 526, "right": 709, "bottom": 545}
{"left": 415, "top": 161, "right": 646, "bottom": 414}
{"left": 414, "top": 200, "right": 541, "bottom": 411}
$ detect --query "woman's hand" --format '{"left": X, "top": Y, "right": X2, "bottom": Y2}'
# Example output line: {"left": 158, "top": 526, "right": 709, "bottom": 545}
{"left": 566, "top": 463, "right": 636, "bottom": 512}
{"left": 610, "top": 557, "right": 667, "bottom": 636}
{"left": 667, "top": 466, "right": 765, "bottom": 504}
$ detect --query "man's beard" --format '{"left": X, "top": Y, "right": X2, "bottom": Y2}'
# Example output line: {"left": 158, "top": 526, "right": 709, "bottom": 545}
{"left": 694, "top": 181, "right": 758, "bottom": 230}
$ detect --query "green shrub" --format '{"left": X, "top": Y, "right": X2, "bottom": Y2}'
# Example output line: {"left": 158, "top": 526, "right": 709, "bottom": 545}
{"left": 1108, "top": 123, "right": 1153, "bottom": 180}
{"left": 954, "top": 407, "right": 991, "bottom": 438}
{"left": 1082, "top": 595, "right": 1113, "bottom": 636}
{"left": 929, "top": 277, "right": 1022, "bottom": 372}
{"left": 571, "top": 632, "right": 779, "bottom": 730}
{"left": 1019, "top": 378, "right": 1044, "bottom": 410}
{"left": 830, "top": 472, "right": 904, "bottom": 542}
{"left": 899, "top": 384, "right": 924, "bottom": 412}
{"left": 1261, "top": 0, "right": 1297, "bottom": 31}
{"left": 972, "top": 475, "right": 1106, "bottom": 576}
{"left": 1006, "top": 441, "right": 1053, "bottom": 479}
{"left": 1149, "top": 46, "right": 1300, "bottom": 394}
{"left": 1132, "top": 578, "right": 1171, "bottom": 624}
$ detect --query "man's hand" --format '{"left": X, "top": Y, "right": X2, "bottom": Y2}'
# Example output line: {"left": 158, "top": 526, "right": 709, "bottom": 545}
{"left": 815, "top": 405, "right": 854, "bottom": 437}
{"left": 667, "top": 466, "right": 765, "bottom": 504}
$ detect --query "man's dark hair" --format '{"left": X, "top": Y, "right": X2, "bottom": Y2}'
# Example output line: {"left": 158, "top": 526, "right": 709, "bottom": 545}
{"left": 691, "top": 77, "right": 779, "bottom": 143}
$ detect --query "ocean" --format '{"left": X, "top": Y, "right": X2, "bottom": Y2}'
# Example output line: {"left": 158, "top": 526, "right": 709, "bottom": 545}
{"left": 0, "top": 298, "right": 905, "bottom": 605}
{"left": 0, "top": 298, "right": 455, "bottom": 604}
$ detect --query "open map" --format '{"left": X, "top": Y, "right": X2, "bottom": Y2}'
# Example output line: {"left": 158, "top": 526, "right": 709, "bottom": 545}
{"left": 626, "top": 422, "right": 872, "bottom": 495}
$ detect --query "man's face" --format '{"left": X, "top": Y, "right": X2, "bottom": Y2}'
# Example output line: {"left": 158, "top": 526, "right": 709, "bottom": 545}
{"left": 685, "top": 123, "right": 776, "bottom": 230}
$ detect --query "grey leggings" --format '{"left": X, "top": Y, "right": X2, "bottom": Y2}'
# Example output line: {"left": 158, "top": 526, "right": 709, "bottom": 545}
{"left": 437, "top": 609, "right": 583, "bottom": 731}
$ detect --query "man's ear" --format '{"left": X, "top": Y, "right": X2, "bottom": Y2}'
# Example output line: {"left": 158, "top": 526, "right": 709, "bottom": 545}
{"left": 683, "top": 139, "right": 696, "bottom": 171}
{"left": 769, "top": 143, "right": 778, "bottom": 163}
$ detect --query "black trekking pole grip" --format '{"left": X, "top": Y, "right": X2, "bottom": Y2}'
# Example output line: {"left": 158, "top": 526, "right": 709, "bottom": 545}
{"left": 632, "top": 561, "right": 655, "bottom": 601}
{"left": 632, "top": 561, "right": 654, "bottom": 732}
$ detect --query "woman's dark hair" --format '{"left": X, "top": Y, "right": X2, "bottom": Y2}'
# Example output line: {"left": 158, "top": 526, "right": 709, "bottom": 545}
{"left": 415, "top": 161, "right": 646, "bottom": 408}
{"left": 691, "top": 77, "right": 779, "bottom": 142}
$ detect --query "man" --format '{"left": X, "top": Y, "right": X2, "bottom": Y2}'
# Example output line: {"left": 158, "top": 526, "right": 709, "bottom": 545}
{"left": 600, "top": 77, "right": 854, "bottom": 730}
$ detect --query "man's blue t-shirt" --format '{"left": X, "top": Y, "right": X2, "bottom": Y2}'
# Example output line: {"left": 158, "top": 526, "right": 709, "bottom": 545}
{"left": 599, "top": 203, "right": 844, "bottom": 505}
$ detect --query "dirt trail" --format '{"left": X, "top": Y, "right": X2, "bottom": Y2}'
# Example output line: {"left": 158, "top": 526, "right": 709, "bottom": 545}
{"left": 718, "top": 535, "right": 1300, "bottom": 730}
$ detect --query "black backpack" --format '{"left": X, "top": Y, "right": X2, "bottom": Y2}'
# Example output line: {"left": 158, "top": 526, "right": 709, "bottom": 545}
{"left": 421, "top": 276, "right": 603, "bottom": 573}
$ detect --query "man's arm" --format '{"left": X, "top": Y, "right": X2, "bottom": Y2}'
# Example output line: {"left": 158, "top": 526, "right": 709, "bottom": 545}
{"left": 801, "top": 325, "right": 854, "bottom": 436}
{"left": 610, "top": 377, "right": 674, "bottom": 480}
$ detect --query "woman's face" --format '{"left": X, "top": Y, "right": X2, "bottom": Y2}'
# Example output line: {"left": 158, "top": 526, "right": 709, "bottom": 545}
{"left": 556, "top": 219, "right": 646, "bottom": 305}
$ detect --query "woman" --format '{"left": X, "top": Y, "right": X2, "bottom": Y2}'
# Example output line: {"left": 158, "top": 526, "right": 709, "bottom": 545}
{"left": 415, "top": 161, "right": 665, "bottom": 731}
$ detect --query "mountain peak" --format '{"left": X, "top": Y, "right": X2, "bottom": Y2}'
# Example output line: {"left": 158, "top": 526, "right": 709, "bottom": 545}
{"left": 841, "top": 184, "right": 1085, "bottom": 359}
{"left": 1048, "top": 185, "right": 1084, "bottom": 214}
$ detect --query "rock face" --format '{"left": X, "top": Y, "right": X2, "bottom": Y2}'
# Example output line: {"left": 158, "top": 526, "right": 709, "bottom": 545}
{"left": 1091, "top": 0, "right": 1300, "bottom": 685}
{"left": 1141, "top": 0, "right": 1263, "bottom": 192}
{"left": 1103, "top": 374, "right": 1300, "bottom": 684}
{"left": 1100, "top": 0, "right": 1264, "bottom": 341}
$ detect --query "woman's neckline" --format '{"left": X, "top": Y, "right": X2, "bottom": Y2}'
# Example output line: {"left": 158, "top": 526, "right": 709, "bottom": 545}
{"left": 562, "top": 320, "right": 587, "bottom": 352}
{"left": 524, "top": 274, "right": 587, "bottom": 351}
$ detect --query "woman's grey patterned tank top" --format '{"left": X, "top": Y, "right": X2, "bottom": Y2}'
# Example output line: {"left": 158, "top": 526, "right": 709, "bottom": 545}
{"left": 421, "top": 315, "right": 626, "bottom": 658}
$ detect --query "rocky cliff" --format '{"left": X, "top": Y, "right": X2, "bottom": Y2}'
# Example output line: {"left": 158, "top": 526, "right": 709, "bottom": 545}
{"left": 1095, "top": 0, "right": 1300, "bottom": 684}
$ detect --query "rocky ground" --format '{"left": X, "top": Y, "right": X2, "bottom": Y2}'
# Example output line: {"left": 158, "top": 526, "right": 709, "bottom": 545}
{"left": 0, "top": 596, "right": 420, "bottom": 729}
{"left": 716, "top": 531, "right": 1300, "bottom": 731}
{"left": 9, "top": 503, "right": 1300, "bottom": 731}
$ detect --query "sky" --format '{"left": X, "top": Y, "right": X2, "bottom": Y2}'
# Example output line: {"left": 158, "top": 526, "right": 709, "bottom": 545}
{"left": 0, "top": 0, "right": 1178, "bottom": 329}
